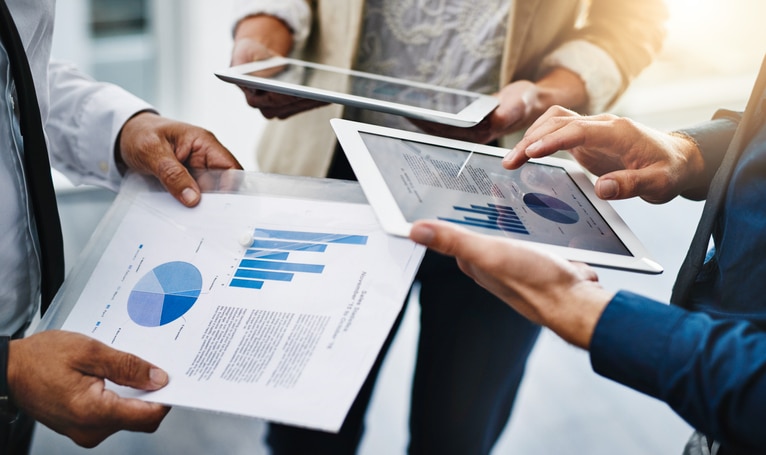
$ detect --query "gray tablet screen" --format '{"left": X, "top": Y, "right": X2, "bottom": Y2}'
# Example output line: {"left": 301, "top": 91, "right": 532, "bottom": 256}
{"left": 246, "top": 63, "right": 479, "bottom": 114}
{"left": 358, "top": 132, "right": 631, "bottom": 256}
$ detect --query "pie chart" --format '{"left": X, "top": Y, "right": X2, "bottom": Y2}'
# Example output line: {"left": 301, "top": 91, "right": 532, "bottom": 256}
{"left": 128, "top": 261, "right": 202, "bottom": 327}
{"left": 523, "top": 193, "right": 579, "bottom": 224}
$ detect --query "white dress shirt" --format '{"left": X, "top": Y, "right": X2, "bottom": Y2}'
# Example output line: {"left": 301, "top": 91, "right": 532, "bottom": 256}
{"left": 1, "top": 0, "right": 152, "bottom": 333}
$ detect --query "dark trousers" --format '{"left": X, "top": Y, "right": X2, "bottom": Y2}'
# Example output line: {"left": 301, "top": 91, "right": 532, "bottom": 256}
{"left": 0, "top": 413, "right": 34, "bottom": 455}
{"left": 266, "top": 150, "right": 541, "bottom": 454}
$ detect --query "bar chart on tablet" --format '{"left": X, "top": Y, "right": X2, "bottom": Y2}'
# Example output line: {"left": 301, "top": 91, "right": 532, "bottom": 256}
{"left": 438, "top": 203, "right": 530, "bottom": 235}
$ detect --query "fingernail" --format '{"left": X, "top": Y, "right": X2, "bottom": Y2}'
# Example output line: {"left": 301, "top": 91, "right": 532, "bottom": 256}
{"left": 502, "top": 148, "right": 516, "bottom": 162}
{"left": 181, "top": 188, "right": 199, "bottom": 205}
{"left": 526, "top": 140, "right": 542, "bottom": 154}
{"left": 598, "top": 179, "right": 619, "bottom": 199}
{"left": 150, "top": 368, "right": 169, "bottom": 387}
{"left": 410, "top": 224, "right": 435, "bottom": 245}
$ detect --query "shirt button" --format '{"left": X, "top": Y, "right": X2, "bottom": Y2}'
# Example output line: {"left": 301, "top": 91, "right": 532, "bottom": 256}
{"left": 99, "top": 161, "right": 109, "bottom": 173}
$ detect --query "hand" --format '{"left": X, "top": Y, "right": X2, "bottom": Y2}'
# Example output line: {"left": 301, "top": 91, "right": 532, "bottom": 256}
{"left": 117, "top": 112, "right": 242, "bottom": 207}
{"left": 503, "top": 106, "right": 706, "bottom": 203}
{"left": 409, "top": 220, "right": 614, "bottom": 348}
{"left": 8, "top": 331, "right": 170, "bottom": 448}
{"left": 410, "top": 67, "right": 588, "bottom": 144}
{"left": 231, "top": 15, "right": 327, "bottom": 118}
{"left": 410, "top": 80, "right": 539, "bottom": 144}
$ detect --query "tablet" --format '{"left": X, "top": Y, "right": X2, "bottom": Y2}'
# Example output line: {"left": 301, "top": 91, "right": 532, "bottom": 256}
{"left": 331, "top": 119, "right": 663, "bottom": 274}
{"left": 215, "top": 57, "right": 499, "bottom": 128}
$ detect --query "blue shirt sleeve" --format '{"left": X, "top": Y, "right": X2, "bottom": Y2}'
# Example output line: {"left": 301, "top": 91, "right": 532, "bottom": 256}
{"left": 590, "top": 290, "right": 766, "bottom": 451}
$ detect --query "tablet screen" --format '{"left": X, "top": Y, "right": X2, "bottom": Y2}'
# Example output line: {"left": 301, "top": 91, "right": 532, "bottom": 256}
{"left": 358, "top": 132, "right": 632, "bottom": 256}
{"left": 246, "top": 63, "right": 480, "bottom": 115}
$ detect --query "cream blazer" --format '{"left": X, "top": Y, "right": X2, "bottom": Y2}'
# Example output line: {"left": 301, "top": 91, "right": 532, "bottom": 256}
{"left": 257, "top": 0, "right": 667, "bottom": 177}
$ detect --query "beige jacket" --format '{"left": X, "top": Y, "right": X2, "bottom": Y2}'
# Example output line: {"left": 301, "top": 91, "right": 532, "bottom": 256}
{"left": 256, "top": 0, "right": 667, "bottom": 177}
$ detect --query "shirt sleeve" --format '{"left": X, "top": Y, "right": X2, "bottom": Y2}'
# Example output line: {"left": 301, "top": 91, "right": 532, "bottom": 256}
{"left": 590, "top": 290, "right": 766, "bottom": 450}
{"left": 230, "top": 0, "right": 311, "bottom": 54}
{"left": 677, "top": 113, "right": 740, "bottom": 199}
{"left": 563, "top": 0, "right": 668, "bottom": 109}
{"left": 45, "top": 60, "right": 155, "bottom": 192}
{"left": 536, "top": 40, "right": 622, "bottom": 114}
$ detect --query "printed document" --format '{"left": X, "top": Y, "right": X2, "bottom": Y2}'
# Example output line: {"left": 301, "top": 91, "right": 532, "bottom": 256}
{"left": 58, "top": 177, "right": 424, "bottom": 432}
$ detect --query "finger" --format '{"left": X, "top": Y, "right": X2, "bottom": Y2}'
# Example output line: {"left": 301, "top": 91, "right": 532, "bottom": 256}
{"left": 409, "top": 219, "right": 491, "bottom": 265}
{"left": 596, "top": 166, "right": 675, "bottom": 202}
{"left": 153, "top": 156, "right": 202, "bottom": 207}
{"left": 87, "top": 391, "right": 170, "bottom": 434}
{"left": 502, "top": 107, "right": 579, "bottom": 168}
{"left": 66, "top": 398, "right": 169, "bottom": 447}
{"left": 75, "top": 341, "right": 169, "bottom": 392}
{"left": 260, "top": 98, "right": 328, "bottom": 119}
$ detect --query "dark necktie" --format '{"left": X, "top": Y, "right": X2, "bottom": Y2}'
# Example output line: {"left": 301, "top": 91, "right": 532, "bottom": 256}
{"left": 671, "top": 56, "right": 766, "bottom": 307}
{"left": 0, "top": 0, "right": 65, "bottom": 315}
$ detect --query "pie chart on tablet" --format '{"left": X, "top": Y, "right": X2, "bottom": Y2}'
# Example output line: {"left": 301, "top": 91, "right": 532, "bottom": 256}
{"left": 523, "top": 193, "right": 580, "bottom": 224}
{"left": 127, "top": 261, "right": 202, "bottom": 327}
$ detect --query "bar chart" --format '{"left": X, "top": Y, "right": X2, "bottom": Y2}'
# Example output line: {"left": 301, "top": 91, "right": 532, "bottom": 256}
{"left": 439, "top": 203, "right": 530, "bottom": 234}
{"left": 230, "top": 228, "right": 369, "bottom": 290}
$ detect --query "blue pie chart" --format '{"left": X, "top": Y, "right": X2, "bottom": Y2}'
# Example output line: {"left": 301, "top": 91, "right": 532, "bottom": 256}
{"left": 523, "top": 193, "right": 579, "bottom": 224}
{"left": 128, "top": 261, "right": 202, "bottom": 327}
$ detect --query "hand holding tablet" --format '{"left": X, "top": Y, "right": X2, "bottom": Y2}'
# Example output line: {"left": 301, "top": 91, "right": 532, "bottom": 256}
{"left": 216, "top": 57, "right": 499, "bottom": 127}
{"left": 330, "top": 119, "right": 662, "bottom": 274}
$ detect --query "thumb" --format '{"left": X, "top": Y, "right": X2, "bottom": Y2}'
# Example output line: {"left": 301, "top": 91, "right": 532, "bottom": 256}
{"left": 83, "top": 343, "right": 169, "bottom": 392}
{"left": 153, "top": 157, "right": 202, "bottom": 207}
{"left": 410, "top": 220, "right": 486, "bottom": 263}
{"left": 596, "top": 167, "right": 676, "bottom": 203}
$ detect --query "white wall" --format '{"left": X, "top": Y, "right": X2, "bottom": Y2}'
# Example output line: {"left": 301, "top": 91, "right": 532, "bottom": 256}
{"left": 156, "top": 0, "right": 265, "bottom": 171}
{"left": 52, "top": 0, "right": 265, "bottom": 173}
{"left": 51, "top": 0, "right": 766, "bottom": 175}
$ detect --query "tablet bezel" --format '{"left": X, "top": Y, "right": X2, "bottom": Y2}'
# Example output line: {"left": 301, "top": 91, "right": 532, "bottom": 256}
{"left": 216, "top": 57, "right": 499, "bottom": 128}
{"left": 330, "top": 118, "right": 663, "bottom": 274}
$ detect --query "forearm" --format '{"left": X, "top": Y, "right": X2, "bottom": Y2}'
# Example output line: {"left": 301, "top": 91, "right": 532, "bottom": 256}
{"left": 231, "top": 0, "right": 310, "bottom": 56}
{"left": 538, "top": 280, "right": 614, "bottom": 349}
{"left": 233, "top": 14, "right": 294, "bottom": 57}
{"left": 574, "top": 0, "right": 668, "bottom": 96}
{"left": 592, "top": 292, "right": 766, "bottom": 450}
{"left": 46, "top": 60, "right": 153, "bottom": 191}
{"left": 532, "top": 67, "right": 588, "bottom": 115}
{"left": 678, "top": 115, "right": 740, "bottom": 200}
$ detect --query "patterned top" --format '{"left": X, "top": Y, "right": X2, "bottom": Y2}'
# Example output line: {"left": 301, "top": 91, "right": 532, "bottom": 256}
{"left": 349, "top": 0, "right": 512, "bottom": 130}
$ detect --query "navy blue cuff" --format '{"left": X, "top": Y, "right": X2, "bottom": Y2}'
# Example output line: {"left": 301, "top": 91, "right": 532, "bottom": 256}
{"left": 589, "top": 290, "right": 687, "bottom": 399}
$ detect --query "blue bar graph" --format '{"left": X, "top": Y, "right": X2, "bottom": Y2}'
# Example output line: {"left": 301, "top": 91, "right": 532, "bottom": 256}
{"left": 230, "top": 227, "right": 369, "bottom": 291}
{"left": 234, "top": 269, "right": 294, "bottom": 281}
{"left": 254, "top": 228, "right": 368, "bottom": 245}
{"left": 244, "top": 249, "right": 290, "bottom": 260}
{"left": 239, "top": 259, "right": 324, "bottom": 273}
{"left": 440, "top": 203, "right": 529, "bottom": 235}
{"left": 250, "top": 239, "right": 327, "bottom": 252}
{"left": 230, "top": 279, "right": 264, "bottom": 290}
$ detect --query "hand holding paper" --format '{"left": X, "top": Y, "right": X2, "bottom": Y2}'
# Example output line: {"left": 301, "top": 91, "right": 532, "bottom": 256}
{"left": 8, "top": 330, "right": 169, "bottom": 448}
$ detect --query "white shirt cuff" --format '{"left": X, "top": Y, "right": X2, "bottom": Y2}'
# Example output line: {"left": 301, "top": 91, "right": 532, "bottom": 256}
{"left": 231, "top": 0, "right": 311, "bottom": 55}
{"left": 537, "top": 40, "right": 623, "bottom": 113}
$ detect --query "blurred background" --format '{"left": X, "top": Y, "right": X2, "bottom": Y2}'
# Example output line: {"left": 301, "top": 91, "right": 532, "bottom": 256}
{"left": 36, "top": 0, "right": 766, "bottom": 453}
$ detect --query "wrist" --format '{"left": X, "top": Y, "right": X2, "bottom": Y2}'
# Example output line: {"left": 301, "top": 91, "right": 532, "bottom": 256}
{"left": 668, "top": 131, "right": 707, "bottom": 200}
{"left": 115, "top": 110, "right": 158, "bottom": 175}
{"left": 234, "top": 15, "right": 294, "bottom": 57}
{"left": 0, "top": 336, "right": 19, "bottom": 423}
{"left": 544, "top": 283, "right": 614, "bottom": 350}
{"left": 534, "top": 67, "right": 589, "bottom": 115}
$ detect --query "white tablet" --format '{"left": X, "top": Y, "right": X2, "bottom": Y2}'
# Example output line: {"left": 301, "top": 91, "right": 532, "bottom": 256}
{"left": 215, "top": 57, "right": 499, "bottom": 128}
{"left": 331, "top": 119, "right": 663, "bottom": 274}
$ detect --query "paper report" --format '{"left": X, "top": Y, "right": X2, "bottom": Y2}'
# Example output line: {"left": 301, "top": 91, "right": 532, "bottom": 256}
{"left": 57, "top": 177, "right": 424, "bottom": 432}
